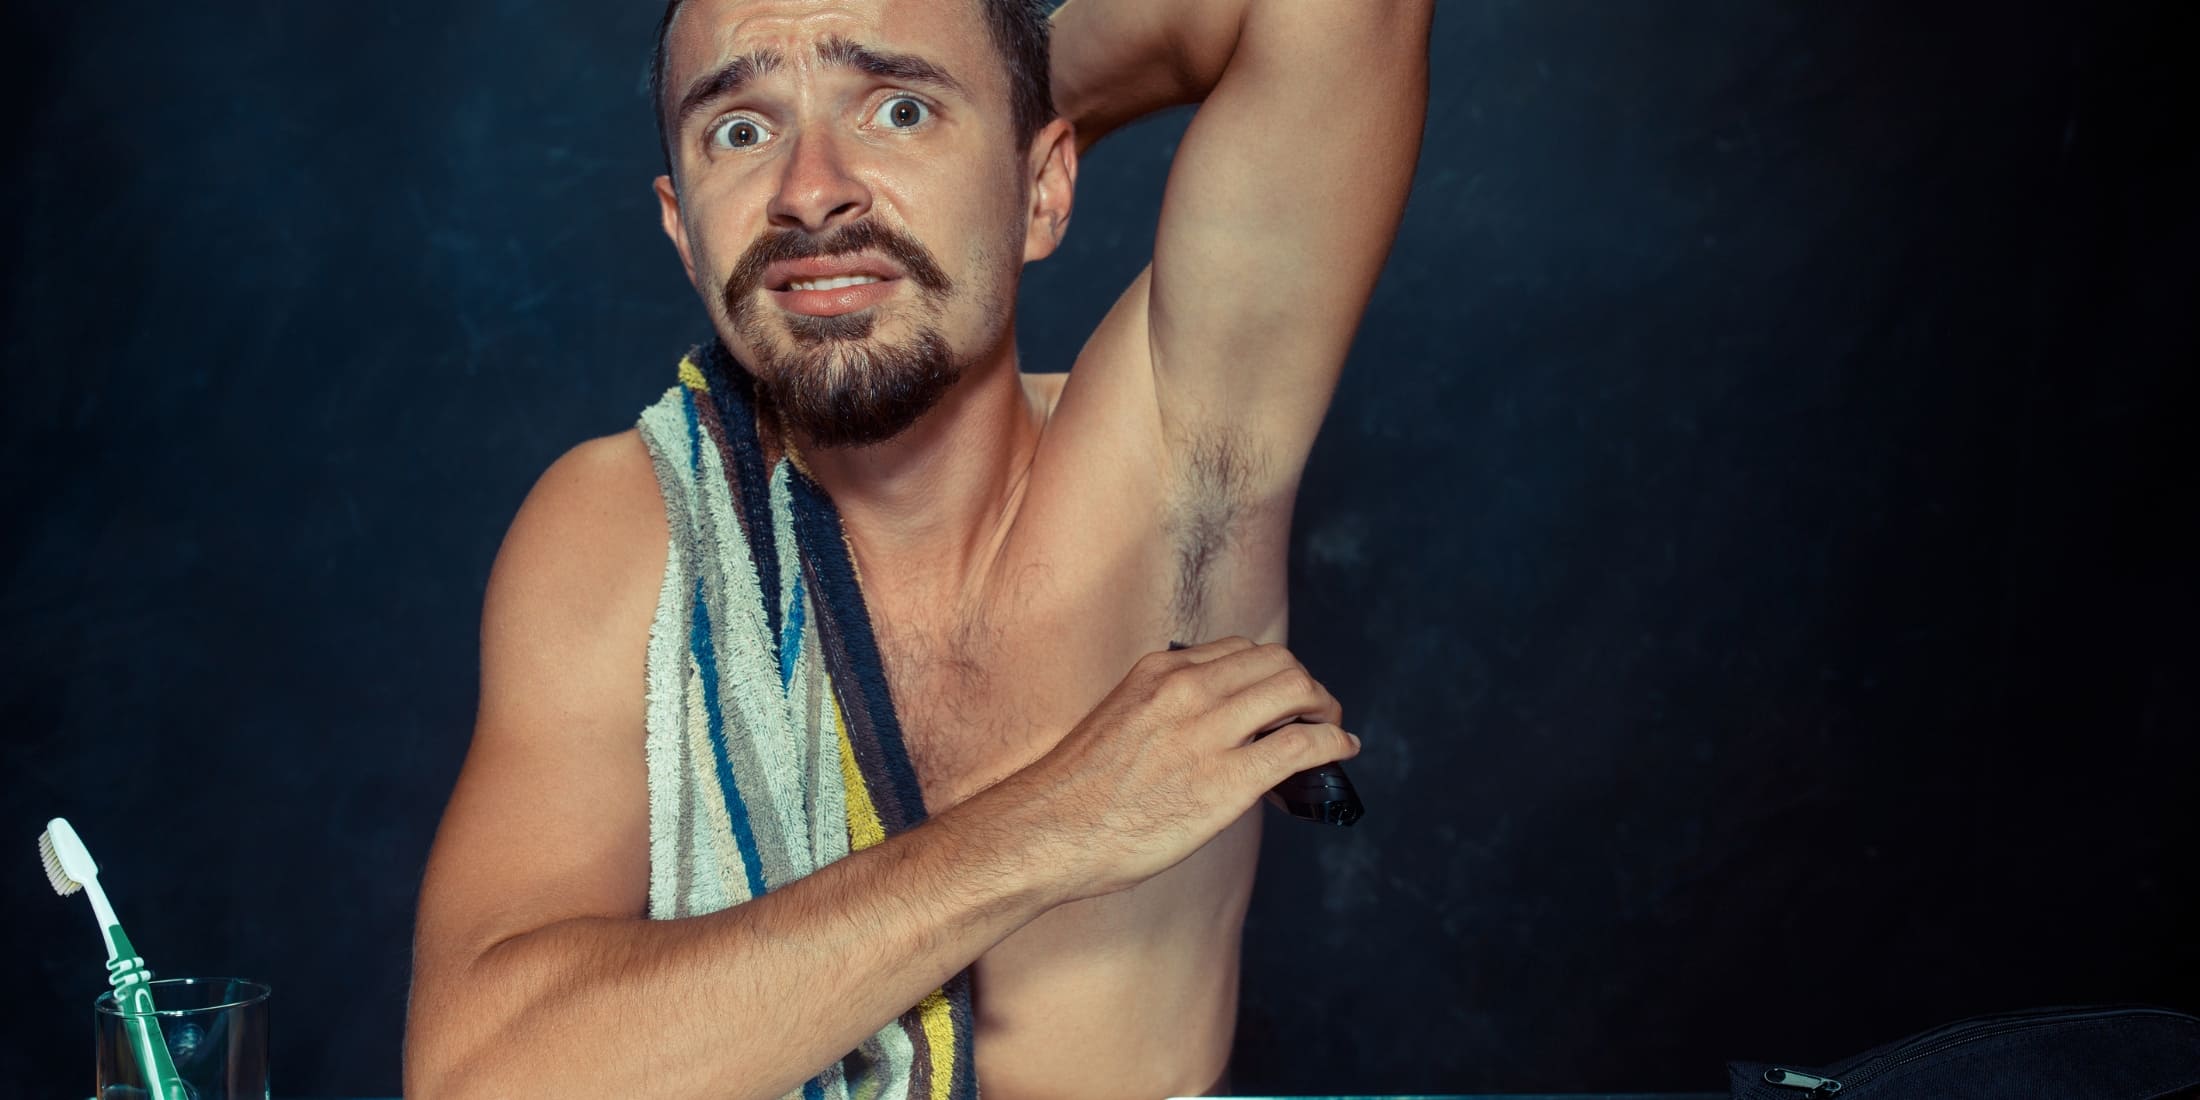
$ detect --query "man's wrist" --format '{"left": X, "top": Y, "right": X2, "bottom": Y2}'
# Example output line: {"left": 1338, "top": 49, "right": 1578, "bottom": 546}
{"left": 933, "top": 777, "right": 1082, "bottom": 916}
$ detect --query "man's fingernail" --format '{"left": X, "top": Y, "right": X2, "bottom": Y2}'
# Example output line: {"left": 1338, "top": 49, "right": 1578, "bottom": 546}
{"left": 1348, "top": 733, "right": 1362, "bottom": 750}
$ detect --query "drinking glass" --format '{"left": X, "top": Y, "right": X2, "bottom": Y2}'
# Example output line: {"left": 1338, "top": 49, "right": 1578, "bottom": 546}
{"left": 94, "top": 977, "right": 269, "bottom": 1100}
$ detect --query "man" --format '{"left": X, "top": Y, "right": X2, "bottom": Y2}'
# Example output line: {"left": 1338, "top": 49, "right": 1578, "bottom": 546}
{"left": 404, "top": 0, "right": 1429, "bottom": 1095}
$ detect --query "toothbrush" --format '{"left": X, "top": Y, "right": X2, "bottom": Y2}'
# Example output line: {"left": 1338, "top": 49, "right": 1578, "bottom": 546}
{"left": 39, "top": 817, "right": 187, "bottom": 1100}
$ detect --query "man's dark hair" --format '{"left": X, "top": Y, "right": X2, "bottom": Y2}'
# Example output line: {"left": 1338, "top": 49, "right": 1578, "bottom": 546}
{"left": 649, "top": 0, "right": 1056, "bottom": 181}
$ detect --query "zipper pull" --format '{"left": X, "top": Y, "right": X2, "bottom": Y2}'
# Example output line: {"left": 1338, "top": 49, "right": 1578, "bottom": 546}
{"left": 1763, "top": 1067, "right": 1843, "bottom": 1094}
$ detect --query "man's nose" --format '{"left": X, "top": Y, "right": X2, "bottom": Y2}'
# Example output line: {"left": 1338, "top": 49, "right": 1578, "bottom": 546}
{"left": 765, "top": 130, "right": 870, "bottom": 233}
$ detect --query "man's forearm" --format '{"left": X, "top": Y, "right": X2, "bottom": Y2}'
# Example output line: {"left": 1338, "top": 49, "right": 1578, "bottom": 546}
{"left": 1048, "top": 0, "right": 1251, "bottom": 155}
{"left": 407, "top": 797, "right": 1058, "bottom": 1100}
{"left": 1050, "top": 0, "right": 1429, "bottom": 156}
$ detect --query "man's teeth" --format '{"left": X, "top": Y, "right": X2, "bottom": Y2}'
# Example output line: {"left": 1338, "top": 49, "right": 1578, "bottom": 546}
{"left": 787, "top": 275, "right": 885, "bottom": 292}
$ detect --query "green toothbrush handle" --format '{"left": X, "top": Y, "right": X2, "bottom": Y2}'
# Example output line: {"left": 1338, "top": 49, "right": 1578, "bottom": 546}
{"left": 105, "top": 926, "right": 186, "bottom": 1100}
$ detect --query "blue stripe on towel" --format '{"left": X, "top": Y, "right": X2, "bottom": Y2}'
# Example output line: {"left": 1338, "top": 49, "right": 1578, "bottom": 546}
{"left": 779, "top": 570, "right": 807, "bottom": 688}
{"left": 691, "top": 576, "right": 770, "bottom": 901}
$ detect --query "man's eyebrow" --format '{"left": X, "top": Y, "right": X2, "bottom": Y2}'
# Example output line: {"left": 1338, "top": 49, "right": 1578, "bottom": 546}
{"left": 816, "top": 35, "right": 967, "bottom": 96}
{"left": 673, "top": 48, "right": 785, "bottom": 132}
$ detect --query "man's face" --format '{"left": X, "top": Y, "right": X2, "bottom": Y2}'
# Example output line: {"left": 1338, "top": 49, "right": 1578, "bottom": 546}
{"left": 656, "top": 0, "right": 1034, "bottom": 448}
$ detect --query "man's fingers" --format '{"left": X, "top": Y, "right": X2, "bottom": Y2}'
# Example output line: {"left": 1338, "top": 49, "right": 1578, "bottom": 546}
{"left": 1146, "top": 640, "right": 1342, "bottom": 745}
{"left": 1232, "top": 721, "right": 1360, "bottom": 790}
{"left": 1135, "top": 636, "right": 1253, "bottom": 683}
{"left": 1164, "top": 636, "right": 1259, "bottom": 664}
{"left": 1185, "top": 641, "right": 1315, "bottom": 698}
{"left": 1216, "top": 664, "right": 1342, "bottom": 744}
{"left": 1153, "top": 638, "right": 1288, "bottom": 702}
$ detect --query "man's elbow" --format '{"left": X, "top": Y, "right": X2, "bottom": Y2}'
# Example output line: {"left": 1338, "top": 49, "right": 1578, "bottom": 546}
{"left": 403, "top": 998, "right": 468, "bottom": 1100}
{"left": 403, "top": 1035, "right": 467, "bottom": 1100}
{"left": 403, "top": 953, "right": 506, "bottom": 1100}
{"left": 405, "top": 1018, "right": 520, "bottom": 1100}
{"left": 1246, "top": 0, "right": 1434, "bottom": 62}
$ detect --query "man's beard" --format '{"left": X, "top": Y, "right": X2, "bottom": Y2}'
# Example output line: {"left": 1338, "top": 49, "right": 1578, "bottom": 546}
{"left": 721, "top": 218, "right": 964, "bottom": 450}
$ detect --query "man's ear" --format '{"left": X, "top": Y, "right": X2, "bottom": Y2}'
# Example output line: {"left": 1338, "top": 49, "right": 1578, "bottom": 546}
{"left": 1022, "top": 117, "right": 1077, "bottom": 264}
{"left": 655, "top": 174, "right": 699, "bottom": 287}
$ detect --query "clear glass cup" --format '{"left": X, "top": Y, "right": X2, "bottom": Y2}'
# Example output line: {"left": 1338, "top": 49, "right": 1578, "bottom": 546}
{"left": 94, "top": 977, "right": 270, "bottom": 1100}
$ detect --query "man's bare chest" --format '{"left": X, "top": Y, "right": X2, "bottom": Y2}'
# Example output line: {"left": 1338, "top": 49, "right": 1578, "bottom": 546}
{"left": 845, "top": 364, "right": 1296, "bottom": 817}
{"left": 868, "top": 554, "right": 1172, "bottom": 816}
{"left": 867, "top": 541, "right": 1267, "bottom": 1082}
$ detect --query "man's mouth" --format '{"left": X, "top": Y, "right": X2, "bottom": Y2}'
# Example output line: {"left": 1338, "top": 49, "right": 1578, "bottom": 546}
{"left": 763, "top": 256, "right": 906, "bottom": 318}
{"left": 783, "top": 274, "right": 886, "bottom": 292}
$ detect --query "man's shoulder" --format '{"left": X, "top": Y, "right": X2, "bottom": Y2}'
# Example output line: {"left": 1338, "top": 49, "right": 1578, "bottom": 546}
{"left": 523, "top": 428, "right": 664, "bottom": 549}
{"left": 484, "top": 428, "right": 668, "bottom": 646}
{"left": 540, "top": 427, "right": 658, "bottom": 496}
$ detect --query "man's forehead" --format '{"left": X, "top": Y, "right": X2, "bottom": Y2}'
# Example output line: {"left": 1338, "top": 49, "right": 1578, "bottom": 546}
{"left": 668, "top": 0, "right": 988, "bottom": 82}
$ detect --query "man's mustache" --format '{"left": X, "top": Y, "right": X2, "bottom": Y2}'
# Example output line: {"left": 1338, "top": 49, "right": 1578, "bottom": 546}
{"left": 722, "top": 218, "right": 954, "bottom": 322}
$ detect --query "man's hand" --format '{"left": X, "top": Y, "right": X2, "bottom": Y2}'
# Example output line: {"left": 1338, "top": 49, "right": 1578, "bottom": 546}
{"left": 978, "top": 637, "right": 1359, "bottom": 903}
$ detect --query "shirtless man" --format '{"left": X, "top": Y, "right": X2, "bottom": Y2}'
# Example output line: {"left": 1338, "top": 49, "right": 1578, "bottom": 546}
{"left": 404, "top": 0, "right": 1429, "bottom": 1096}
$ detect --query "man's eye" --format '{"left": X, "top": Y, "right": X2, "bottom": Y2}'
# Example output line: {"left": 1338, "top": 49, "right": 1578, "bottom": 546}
{"left": 872, "top": 96, "right": 929, "bottom": 130}
{"left": 710, "top": 115, "right": 772, "bottom": 150}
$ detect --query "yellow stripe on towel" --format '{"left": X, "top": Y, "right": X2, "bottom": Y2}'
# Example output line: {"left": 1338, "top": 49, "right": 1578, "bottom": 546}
{"left": 834, "top": 693, "right": 887, "bottom": 852}
{"left": 918, "top": 987, "right": 955, "bottom": 1100}
{"left": 678, "top": 354, "right": 710, "bottom": 393}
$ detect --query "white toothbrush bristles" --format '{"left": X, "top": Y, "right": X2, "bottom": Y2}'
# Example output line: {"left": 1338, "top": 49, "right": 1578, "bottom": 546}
{"left": 39, "top": 828, "right": 85, "bottom": 897}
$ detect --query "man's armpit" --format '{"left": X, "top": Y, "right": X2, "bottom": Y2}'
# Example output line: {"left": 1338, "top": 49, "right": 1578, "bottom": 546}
{"left": 1162, "top": 425, "right": 1272, "bottom": 637}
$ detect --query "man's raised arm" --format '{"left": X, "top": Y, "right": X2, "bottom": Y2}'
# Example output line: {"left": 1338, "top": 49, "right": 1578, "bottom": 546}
{"left": 1051, "top": 0, "right": 1433, "bottom": 490}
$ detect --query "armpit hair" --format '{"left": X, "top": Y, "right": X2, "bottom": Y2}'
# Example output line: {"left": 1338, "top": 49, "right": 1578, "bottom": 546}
{"left": 1164, "top": 427, "right": 1270, "bottom": 637}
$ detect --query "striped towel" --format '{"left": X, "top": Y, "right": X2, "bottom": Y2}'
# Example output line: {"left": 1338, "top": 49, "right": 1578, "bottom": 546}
{"left": 635, "top": 340, "right": 979, "bottom": 1100}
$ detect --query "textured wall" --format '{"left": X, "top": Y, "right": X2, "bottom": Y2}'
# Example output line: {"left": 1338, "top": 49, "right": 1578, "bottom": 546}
{"left": 4, "top": 1, "right": 2194, "bottom": 1096}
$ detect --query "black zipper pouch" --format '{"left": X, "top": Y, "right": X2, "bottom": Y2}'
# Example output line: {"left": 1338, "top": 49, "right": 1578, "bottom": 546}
{"left": 1728, "top": 1004, "right": 2200, "bottom": 1099}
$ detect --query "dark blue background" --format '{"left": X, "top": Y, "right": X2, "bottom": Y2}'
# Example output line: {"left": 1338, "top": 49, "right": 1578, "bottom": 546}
{"left": 5, "top": 0, "right": 2194, "bottom": 1095}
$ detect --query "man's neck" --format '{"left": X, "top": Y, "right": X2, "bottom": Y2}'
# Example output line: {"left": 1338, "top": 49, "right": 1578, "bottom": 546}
{"left": 787, "top": 342, "right": 1043, "bottom": 607}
